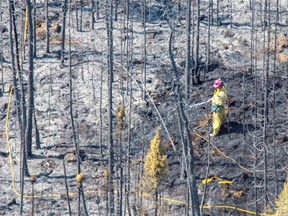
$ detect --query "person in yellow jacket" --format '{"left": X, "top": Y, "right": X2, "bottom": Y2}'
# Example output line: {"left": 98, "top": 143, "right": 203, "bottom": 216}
{"left": 210, "top": 78, "right": 228, "bottom": 137}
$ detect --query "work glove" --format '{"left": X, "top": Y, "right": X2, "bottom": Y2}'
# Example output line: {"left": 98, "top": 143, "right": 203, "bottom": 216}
{"left": 212, "top": 105, "right": 221, "bottom": 112}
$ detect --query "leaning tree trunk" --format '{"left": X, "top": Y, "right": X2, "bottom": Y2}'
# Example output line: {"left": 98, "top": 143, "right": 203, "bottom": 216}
{"left": 169, "top": 29, "right": 201, "bottom": 216}
{"left": 9, "top": 1, "right": 29, "bottom": 214}
{"left": 11, "top": 0, "right": 27, "bottom": 138}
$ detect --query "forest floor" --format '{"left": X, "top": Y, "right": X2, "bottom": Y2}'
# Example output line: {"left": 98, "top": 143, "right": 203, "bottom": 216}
{"left": 1, "top": 0, "right": 288, "bottom": 216}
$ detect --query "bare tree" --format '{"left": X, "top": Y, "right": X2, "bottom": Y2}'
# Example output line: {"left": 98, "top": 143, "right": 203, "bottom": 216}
{"left": 185, "top": 0, "right": 192, "bottom": 98}
{"left": 80, "top": 0, "right": 83, "bottom": 31}
{"left": 61, "top": 0, "right": 68, "bottom": 65}
{"left": 45, "top": 0, "right": 50, "bottom": 53}
{"left": 106, "top": 0, "right": 115, "bottom": 214}
{"left": 95, "top": 0, "right": 100, "bottom": 20}
{"left": 141, "top": 0, "right": 147, "bottom": 100}
{"left": 91, "top": 0, "right": 95, "bottom": 30}
{"left": 68, "top": 1, "right": 88, "bottom": 214}
{"left": 33, "top": 0, "right": 36, "bottom": 57}
{"left": 169, "top": 29, "right": 200, "bottom": 216}
{"left": 272, "top": 0, "right": 280, "bottom": 197}
{"left": 25, "top": 0, "right": 35, "bottom": 159}
{"left": 9, "top": 1, "right": 29, "bottom": 214}
{"left": 0, "top": 0, "right": 3, "bottom": 93}
{"left": 193, "top": 0, "right": 201, "bottom": 85}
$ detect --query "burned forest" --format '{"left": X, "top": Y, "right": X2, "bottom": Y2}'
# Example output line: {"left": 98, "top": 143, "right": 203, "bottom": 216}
{"left": 0, "top": 0, "right": 288, "bottom": 215}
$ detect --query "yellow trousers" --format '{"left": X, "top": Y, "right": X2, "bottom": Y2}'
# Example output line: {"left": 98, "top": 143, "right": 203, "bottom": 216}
{"left": 212, "top": 109, "right": 227, "bottom": 136}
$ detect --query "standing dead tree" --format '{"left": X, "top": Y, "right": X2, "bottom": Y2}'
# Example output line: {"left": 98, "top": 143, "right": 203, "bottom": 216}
{"left": 193, "top": 0, "right": 201, "bottom": 85}
{"left": 32, "top": 0, "right": 36, "bottom": 57}
{"left": 9, "top": 0, "right": 29, "bottom": 214}
{"left": 45, "top": 0, "right": 50, "bottom": 53}
{"left": 106, "top": 0, "right": 115, "bottom": 214}
{"left": 185, "top": 0, "right": 192, "bottom": 98}
{"left": 67, "top": 1, "right": 88, "bottom": 214}
{"left": 24, "top": 0, "right": 34, "bottom": 159}
{"left": 61, "top": 0, "right": 68, "bottom": 65}
{"left": 169, "top": 29, "right": 200, "bottom": 216}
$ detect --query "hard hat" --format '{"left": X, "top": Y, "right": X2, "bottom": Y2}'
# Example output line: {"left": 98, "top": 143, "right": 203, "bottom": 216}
{"left": 213, "top": 78, "right": 222, "bottom": 88}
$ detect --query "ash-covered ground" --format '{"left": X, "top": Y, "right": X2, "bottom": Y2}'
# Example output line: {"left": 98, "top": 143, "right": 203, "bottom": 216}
{"left": 1, "top": 0, "right": 288, "bottom": 215}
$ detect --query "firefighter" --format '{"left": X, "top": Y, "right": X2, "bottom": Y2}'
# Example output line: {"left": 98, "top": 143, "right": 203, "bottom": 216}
{"left": 210, "top": 78, "right": 228, "bottom": 137}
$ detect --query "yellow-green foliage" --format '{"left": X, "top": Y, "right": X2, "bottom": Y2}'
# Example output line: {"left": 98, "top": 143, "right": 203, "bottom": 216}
{"left": 143, "top": 127, "right": 167, "bottom": 190}
{"left": 117, "top": 104, "right": 125, "bottom": 120}
{"left": 262, "top": 177, "right": 288, "bottom": 216}
{"left": 275, "top": 34, "right": 288, "bottom": 62}
{"left": 117, "top": 104, "right": 125, "bottom": 130}
{"left": 278, "top": 53, "right": 288, "bottom": 63}
{"left": 75, "top": 172, "right": 85, "bottom": 184}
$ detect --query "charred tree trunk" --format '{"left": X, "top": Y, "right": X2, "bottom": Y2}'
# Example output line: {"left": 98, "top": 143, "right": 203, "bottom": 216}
{"left": 99, "top": 67, "right": 103, "bottom": 156}
{"left": 272, "top": 0, "right": 279, "bottom": 197}
{"left": 114, "top": 0, "right": 119, "bottom": 21}
{"left": 63, "top": 160, "right": 72, "bottom": 215}
{"left": 141, "top": 0, "right": 147, "bottom": 100}
{"left": 91, "top": 0, "right": 95, "bottom": 30}
{"left": 33, "top": 0, "right": 36, "bottom": 57}
{"left": 95, "top": 0, "right": 100, "bottom": 20}
{"left": 25, "top": 0, "right": 34, "bottom": 159}
{"left": 80, "top": 0, "right": 83, "bottom": 31}
{"left": 9, "top": 1, "right": 29, "bottom": 214}
{"left": 34, "top": 111, "right": 40, "bottom": 149}
{"left": 193, "top": 0, "right": 201, "bottom": 85}
{"left": 263, "top": 0, "right": 269, "bottom": 209}
{"left": 68, "top": 2, "right": 88, "bottom": 214}
{"left": 185, "top": 0, "right": 192, "bottom": 98}
{"left": 0, "top": 1, "right": 3, "bottom": 92}
{"left": 61, "top": 0, "right": 68, "bottom": 65}
{"left": 169, "top": 29, "right": 200, "bottom": 216}
{"left": 45, "top": 0, "right": 50, "bottom": 53}
{"left": 106, "top": 0, "right": 115, "bottom": 214}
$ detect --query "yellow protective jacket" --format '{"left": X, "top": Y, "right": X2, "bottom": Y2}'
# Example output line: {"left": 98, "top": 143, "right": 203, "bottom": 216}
{"left": 211, "top": 86, "right": 228, "bottom": 136}
{"left": 212, "top": 86, "right": 228, "bottom": 108}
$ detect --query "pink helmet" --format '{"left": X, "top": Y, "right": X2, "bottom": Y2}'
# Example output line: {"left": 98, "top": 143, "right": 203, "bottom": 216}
{"left": 213, "top": 78, "right": 222, "bottom": 88}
